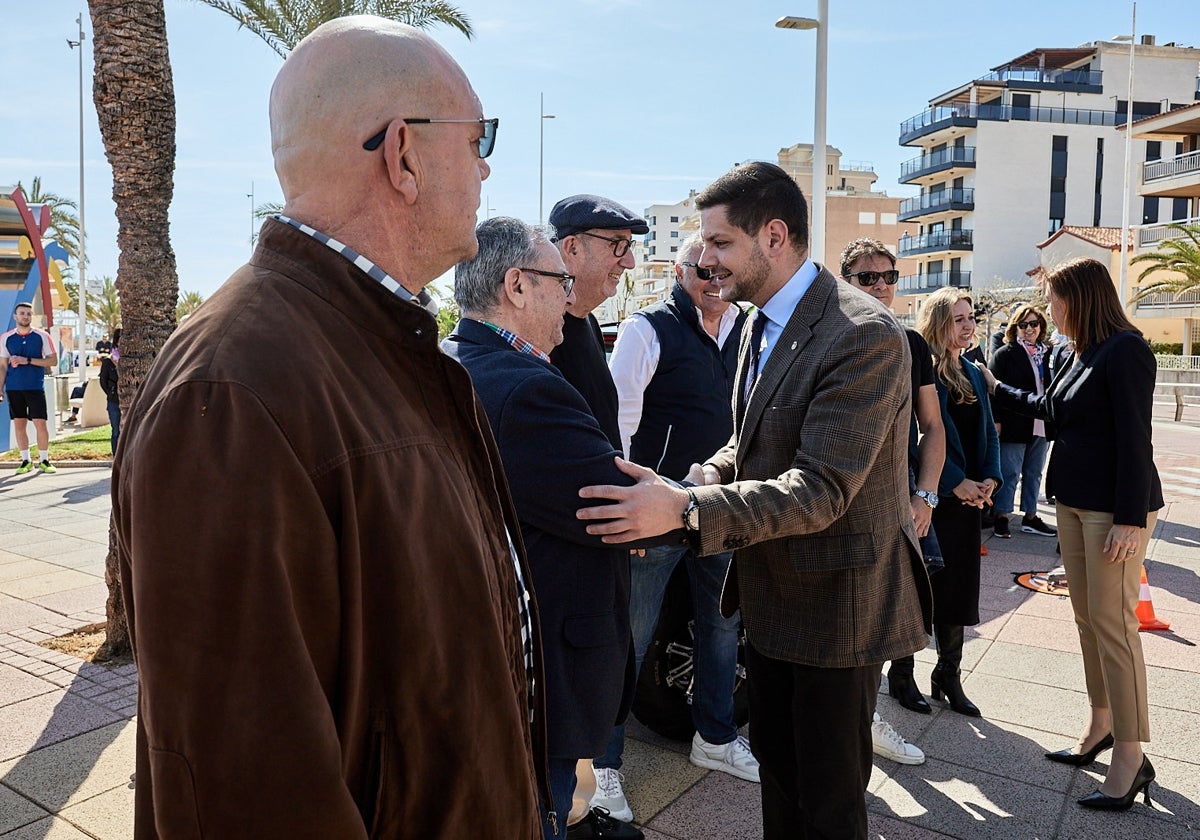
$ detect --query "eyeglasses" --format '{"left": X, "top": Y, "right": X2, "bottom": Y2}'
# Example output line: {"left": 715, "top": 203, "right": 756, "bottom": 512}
{"left": 519, "top": 267, "right": 575, "bottom": 295}
{"left": 578, "top": 231, "right": 635, "bottom": 258}
{"left": 1016, "top": 320, "right": 1041, "bottom": 330}
{"left": 679, "top": 262, "right": 714, "bottom": 280}
{"left": 843, "top": 269, "right": 899, "bottom": 286}
{"left": 362, "top": 117, "right": 499, "bottom": 159}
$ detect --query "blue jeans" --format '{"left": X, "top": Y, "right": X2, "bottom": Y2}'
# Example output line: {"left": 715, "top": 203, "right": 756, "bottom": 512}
{"left": 542, "top": 757, "right": 577, "bottom": 839}
{"left": 595, "top": 543, "right": 739, "bottom": 769}
{"left": 996, "top": 437, "right": 1049, "bottom": 516}
{"left": 106, "top": 401, "right": 120, "bottom": 454}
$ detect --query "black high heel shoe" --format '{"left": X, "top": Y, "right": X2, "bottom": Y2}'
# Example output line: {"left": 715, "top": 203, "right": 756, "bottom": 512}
{"left": 888, "top": 671, "right": 931, "bottom": 714}
{"left": 1045, "top": 733, "right": 1114, "bottom": 766}
{"left": 1078, "top": 756, "right": 1155, "bottom": 811}
{"left": 930, "top": 662, "right": 981, "bottom": 717}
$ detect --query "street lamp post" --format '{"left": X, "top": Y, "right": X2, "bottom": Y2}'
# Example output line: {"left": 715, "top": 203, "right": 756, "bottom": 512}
{"left": 67, "top": 15, "right": 87, "bottom": 383}
{"left": 1115, "top": 3, "right": 1137, "bottom": 312}
{"left": 539, "top": 93, "right": 556, "bottom": 225}
{"left": 776, "top": 2, "right": 828, "bottom": 265}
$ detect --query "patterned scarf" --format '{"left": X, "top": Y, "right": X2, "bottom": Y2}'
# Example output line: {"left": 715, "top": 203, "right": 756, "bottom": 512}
{"left": 1019, "top": 338, "right": 1046, "bottom": 377}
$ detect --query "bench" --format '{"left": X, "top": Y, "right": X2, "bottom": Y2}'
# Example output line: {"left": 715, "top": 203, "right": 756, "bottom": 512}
{"left": 69, "top": 379, "right": 109, "bottom": 429}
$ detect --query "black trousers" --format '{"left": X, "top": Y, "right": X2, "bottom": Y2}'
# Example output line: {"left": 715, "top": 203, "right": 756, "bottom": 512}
{"left": 746, "top": 642, "right": 882, "bottom": 840}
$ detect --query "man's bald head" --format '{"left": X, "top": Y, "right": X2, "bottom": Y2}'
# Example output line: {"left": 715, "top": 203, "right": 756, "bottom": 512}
{"left": 270, "top": 16, "right": 467, "bottom": 205}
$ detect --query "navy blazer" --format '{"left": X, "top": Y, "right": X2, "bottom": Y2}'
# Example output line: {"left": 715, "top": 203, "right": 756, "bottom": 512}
{"left": 992, "top": 330, "right": 1163, "bottom": 526}
{"left": 936, "top": 358, "right": 1002, "bottom": 498}
{"left": 988, "top": 342, "right": 1049, "bottom": 444}
{"left": 443, "top": 318, "right": 651, "bottom": 758}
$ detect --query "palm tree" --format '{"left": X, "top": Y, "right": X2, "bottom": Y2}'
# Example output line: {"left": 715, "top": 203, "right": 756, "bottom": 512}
{"left": 1130, "top": 223, "right": 1200, "bottom": 303}
{"left": 59, "top": 281, "right": 105, "bottom": 327}
{"left": 19, "top": 177, "right": 82, "bottom": 265}
{"left": 194, "top": 0, "right": 473, "bottom": 58}
{"left": 88, "top": 0, "right": 179, "bottom": 659}
{"left": 93, "top": 276, "right": 122, "bottom": 338}
{"left": 177, "top": 290, "right": 207, "bottom": 322}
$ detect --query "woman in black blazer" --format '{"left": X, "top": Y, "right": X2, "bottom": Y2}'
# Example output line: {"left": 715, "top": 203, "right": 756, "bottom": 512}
{"left": 988, "top": 306, "right": 1055, "bottom": 538}
{"left": 983, "top": 257, "right": 1163, "bottom": 812}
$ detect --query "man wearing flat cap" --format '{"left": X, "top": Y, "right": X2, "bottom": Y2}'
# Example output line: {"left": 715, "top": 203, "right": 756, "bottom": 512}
{"left": 549, "top": 195, "right": 648, "bottom": 449}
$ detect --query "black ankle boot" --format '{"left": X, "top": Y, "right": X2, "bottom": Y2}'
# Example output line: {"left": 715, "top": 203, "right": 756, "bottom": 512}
{"left": 931, "top": 625, "right": 981, "bottom": 717}
{"left": 888, "top": 660, "right": 931, "bottom": 714}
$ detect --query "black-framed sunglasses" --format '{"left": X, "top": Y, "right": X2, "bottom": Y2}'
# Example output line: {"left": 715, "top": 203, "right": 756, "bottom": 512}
{"left": 679, "top": 262, "right": 714, "bottom": 281}
{"left": 519, "top": 267, "right": 575, "bottom": 295}
{"left": 844, "top": 269, "right": 899, "bottom": 286}
{"left": 362, "top": 117, "right": 499, "bottom": 159}
{"left": 1015, "top": 320, "right": 1041, "bottom": 330}
{"left": 578, "top": 231, "right": 635, "bottom": 258}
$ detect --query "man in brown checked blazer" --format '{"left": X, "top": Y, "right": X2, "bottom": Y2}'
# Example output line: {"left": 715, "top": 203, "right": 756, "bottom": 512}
{"left": 577, "top": 161, "right": 932, "bottom": 839}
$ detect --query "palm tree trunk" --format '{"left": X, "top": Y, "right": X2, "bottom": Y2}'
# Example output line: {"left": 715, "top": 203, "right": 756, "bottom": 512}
{"left": 88, "top": 0, "right": 179, "bottom": 659}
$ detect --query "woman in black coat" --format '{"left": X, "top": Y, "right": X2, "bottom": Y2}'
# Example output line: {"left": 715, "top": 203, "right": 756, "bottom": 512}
{"left": 918, "top": 288, "right": 1002, "bottom": 717}
{"left": 988, "top": 306, "right": 1055, "bottom": 538}
{"left": 983, "top": 257, "right": 1164, "bottom": 812}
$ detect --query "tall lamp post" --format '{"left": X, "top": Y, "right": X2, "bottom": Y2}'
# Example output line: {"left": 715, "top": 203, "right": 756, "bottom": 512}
{"left": 67, "top": 15, "right": 87, "bottom": 384}
{"left": 539, "top": 93, "right": 556, "bottom": 225}
{"left": 777, "top": 2, "right": 828, "bottom": 264}
{"left": 1115, "top": 3, "right": 1137, "bottom": 312}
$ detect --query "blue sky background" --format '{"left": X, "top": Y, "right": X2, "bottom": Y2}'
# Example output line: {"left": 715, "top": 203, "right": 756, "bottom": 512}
{"left": 4, "top": 1, "right": 1198, "bottom": 298}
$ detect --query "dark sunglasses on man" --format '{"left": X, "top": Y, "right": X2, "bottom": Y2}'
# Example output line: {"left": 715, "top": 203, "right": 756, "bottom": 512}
{"left": 843, "top": 269, "right": 899, "bottom": 286}
{"left": 362, "top": 117, "right": 499, "bottom": 159}
{"left": 679, "top": 262, "right": 713, "bottom": 280}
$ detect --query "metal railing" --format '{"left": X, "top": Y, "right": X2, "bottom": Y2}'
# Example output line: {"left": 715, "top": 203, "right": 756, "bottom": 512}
{"left": 897, "top": 230, "right": 974, "bottom": 255}
{"left": 976, "top": 67, "right": 1102, "bottom": 87}
{"left": 900, "top": 146, "right": 976, "bottom": 181}
{"left": 899, "top": 188, "right": 975, "bottom": 218}
{"left": 897, "top": 271, "right": 972, "bottom": 293}
{"left": 901, "top": 102, "right": 1118, "bottom": 140}
{"left": 1143, "top": 149, "right": 1200, "bottom": 183}
{"left": 1135, "top": 290, "right": 1200, "bottom": 309}
{"left": 1136, "top": 216, "right": 1200, "bottom": 248}
{"left": 1156, "top": 355, "right": 1200, "bottom": 371}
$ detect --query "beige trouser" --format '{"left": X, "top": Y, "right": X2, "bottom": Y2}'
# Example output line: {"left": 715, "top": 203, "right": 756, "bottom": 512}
{"left": 1056, "top": 503, "right": 1156, "bottom": 742}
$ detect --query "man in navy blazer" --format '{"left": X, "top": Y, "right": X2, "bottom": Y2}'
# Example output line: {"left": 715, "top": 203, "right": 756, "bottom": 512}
{"left": 445, "top": 217, "right": 673, "bottom": 840}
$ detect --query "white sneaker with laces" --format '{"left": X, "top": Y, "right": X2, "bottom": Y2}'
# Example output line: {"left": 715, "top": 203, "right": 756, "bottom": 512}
{"left": 871, "top": 711, "right": 925, "bottom": 765}
{"left": 689, "top": 733, "right": 761, "bottom": 783}
{"left": 589, "top": 765, "right": 633, "bottom": 823}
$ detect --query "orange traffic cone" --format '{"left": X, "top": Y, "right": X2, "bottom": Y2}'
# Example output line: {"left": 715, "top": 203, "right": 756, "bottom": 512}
{"left": 1137, "top": 567, "right": 1170, "bottom": 632}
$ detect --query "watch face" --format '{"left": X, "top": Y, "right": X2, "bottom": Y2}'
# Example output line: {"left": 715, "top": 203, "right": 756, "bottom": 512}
{"left": 686, "top": 505, "right": 700, "bottom": 531}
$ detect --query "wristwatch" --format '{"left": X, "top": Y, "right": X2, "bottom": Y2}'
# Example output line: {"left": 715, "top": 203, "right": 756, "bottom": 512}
{"left": 914, "top": 489, "right": 939, "bottom": 509}
{"left": 682, "top": 489, "right": 700, "bottom": 533}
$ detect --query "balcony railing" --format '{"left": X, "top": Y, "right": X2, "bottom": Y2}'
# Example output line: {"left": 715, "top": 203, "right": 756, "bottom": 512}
{"left": 976, "top": 67, "right": 1102, "bottom": 88}
{"left": 897, "top": 230, "right": 974, "bottom": 257}
{"left": 1135, "top": 291, "right": 1200, "bottom": 313}
{"left": 900, "top": 146, "right": 976, "bottom": 182}
{"left": 1137, "top": 216, "right": 1200, "bottom": 248}
{"left": 899, "top": 188, "right": 975, "bottom": 221}
{"left": 897, "top": 271, "right": 972, "bottom": 294}
{"left": 1143, "top": 149, "right": 1200, "bottom": 183}
{"left": 901, "top": 102, "right": 1119, "bottom": 144}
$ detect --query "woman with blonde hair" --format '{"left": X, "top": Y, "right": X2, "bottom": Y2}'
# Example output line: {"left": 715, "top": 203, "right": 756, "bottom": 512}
{"left": 917, "top": 288, "right": 1001, "bottom": 717}
{"left": 982, "top": 257, "right": 1163, "bottom": 811}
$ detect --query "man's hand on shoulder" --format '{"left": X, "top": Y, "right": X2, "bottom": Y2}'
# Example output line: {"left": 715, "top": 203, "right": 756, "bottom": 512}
{"left": 578, "top": 457, "right": 690, "bottom": 543}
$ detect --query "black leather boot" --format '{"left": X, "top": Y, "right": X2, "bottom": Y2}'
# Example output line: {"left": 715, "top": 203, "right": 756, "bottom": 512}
{"left": 888, "top": 656, "right": 931, "bottom": 714}
{"left": 931, "top": 625, "right": 981, "bottom": 717}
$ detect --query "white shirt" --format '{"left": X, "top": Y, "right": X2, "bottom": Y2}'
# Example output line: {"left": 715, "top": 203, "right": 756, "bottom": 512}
{"left": 609, "top": 298, "right": 742, "bottom": 457}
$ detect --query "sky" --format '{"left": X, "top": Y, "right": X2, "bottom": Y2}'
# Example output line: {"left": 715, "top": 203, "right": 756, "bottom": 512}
{"left": 4, "top": 0, "right": 1199, "bottom": 301}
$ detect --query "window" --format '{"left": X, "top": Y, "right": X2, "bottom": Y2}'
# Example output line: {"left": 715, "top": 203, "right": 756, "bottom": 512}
{"left": 1145, "top": 141, "right": 1161, "bottom": 162}
{"left": 880, "top": 212, "right": 897, "bottom": 225}
{"left": 1049, "top": 135, "right": 1067, "bottom": 233}
{"left": 670, "top": 216, "right": 679, "bottom": 223}
{"left": 858, "top": 211, "right": 876, "bottom": 224}
{"left": 1094, "top": 138, "right": 1104, "bottom": 227}
{"left": 670, "top": 231, "right": 679, "bottom": 238}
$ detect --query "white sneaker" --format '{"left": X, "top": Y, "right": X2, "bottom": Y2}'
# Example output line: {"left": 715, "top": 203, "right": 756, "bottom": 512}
{"left": 589, "top": 766, "right": 633, "bottom": 823}
{"left": 871, "top": 712, "right": 925, "bottom": 765}
{"left": 689, "top": 733, "right": 761, "bottom": 783}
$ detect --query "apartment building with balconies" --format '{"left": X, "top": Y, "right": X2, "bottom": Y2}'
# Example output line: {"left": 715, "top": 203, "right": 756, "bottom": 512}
{"left": 896, "top": 37, "right": 1200, "bottom": 299}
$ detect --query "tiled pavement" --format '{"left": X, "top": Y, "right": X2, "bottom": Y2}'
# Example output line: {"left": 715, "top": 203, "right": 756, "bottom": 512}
{"left": 1, "top": 409, "right": 1199, "bottom": 838}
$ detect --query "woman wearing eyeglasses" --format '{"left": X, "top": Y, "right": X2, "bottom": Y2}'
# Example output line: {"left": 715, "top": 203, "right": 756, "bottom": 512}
{"left": 988, "top": 306, "right": 1057, "bottom": 540}
{"left": 917, "top": 287, "right": 1001, "bottom": 717}
{"left": 980, "top": 258, "right": 1162, "bottom": 811}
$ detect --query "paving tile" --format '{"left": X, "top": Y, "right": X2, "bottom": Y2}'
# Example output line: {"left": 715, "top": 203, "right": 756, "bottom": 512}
{"left": 621, "top": 734, "right": 708, "bottom": 825}
{"left": 645, "top": 769, "right": 762, "bottom": 839}
{"left": 0, "top": 571, "right": 102, "bottom": 601}
{"left": 17, "top": 539, "right": 106, "bottom": 564}
{"left": 0, "top": 720, "right": 134, "bottom": 814}
{"left": 0, "top": 560, "right": 67, "bottom": 584}
{"left": 0, "top": 692, "right": 121, "bottom": 763}
{"left": 0, "top": 814, "right": 92, "bottom": 839}
{"left": 29, "top": 585, "right": 108, "bottom": 620}
{"left": 0, "top": 785, "right": 50, "bottom": 835}
{"left": 0, "top": 664, "right": 57, "bottom": 709}
{"left": 58, "top": 783, "right": 135, "bottom": 840}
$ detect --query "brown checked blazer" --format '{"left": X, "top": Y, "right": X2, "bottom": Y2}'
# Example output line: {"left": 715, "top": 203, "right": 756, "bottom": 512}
{"left": 692, "top": 266, "right": 932, "bottom": 669}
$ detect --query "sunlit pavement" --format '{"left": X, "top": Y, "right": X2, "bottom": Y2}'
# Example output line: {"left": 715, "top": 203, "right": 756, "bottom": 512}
{"left": 2, "top": 416, "right": 1198, "bottom": 837}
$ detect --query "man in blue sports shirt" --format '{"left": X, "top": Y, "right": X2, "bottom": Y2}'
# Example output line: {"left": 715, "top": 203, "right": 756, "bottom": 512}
{"left": 1, "top": 302, "right": 59, "bottom": 474}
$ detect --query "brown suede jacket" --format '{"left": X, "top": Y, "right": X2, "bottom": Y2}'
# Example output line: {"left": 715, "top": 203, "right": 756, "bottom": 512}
{"left": 113, "top": 219, "right": 548, "bottom": 838}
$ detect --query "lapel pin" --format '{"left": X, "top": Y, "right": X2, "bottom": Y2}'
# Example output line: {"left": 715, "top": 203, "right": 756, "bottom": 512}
{"left": 790, "top": 341, "right": 798, "bottom": 350}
